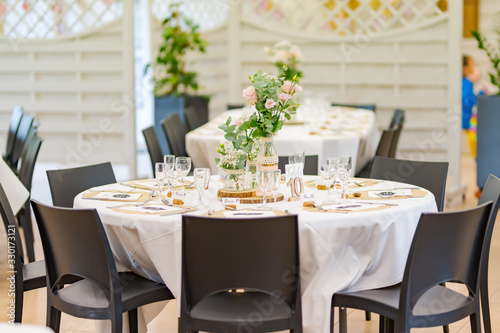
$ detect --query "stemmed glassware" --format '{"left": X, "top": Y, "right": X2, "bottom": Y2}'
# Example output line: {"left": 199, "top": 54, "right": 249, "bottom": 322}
{"left": 320, "top": 165, "right": 335, "bottom": 204}
{"left": 340, "top": 155, "right": 352, "bottom": 178}
{"left": 194, "top": 168, "right": 210, "bottom": 209}
{"left": 164, "top": 155, "right": 177, "bottom": 195}
{"left": 257, "top": 169, "right": 274, "bottom": 210}
{"left": 271, "top": 169, "right": 282, "bottom": 206}
{"left": 289, "top": 151, "right": 305, "bottom": 175}
{"left": 175, "top": 157, "right": 191, "bottom": 191}
{"left": 327, "top": 156, "right": 341, "bottom": 198}
{"left": 155, "top": 162, "right": 166, "bottom": 202}
{"left": 337, "top": 164, "right": 350, "bottom": 202}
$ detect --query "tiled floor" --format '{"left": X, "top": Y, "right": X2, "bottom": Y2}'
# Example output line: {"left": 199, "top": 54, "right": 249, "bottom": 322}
{"left": 1, "top": 149, "right": 499, "bottom": 332}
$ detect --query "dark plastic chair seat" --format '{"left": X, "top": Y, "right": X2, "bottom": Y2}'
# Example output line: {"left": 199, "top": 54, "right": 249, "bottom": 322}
{"left": 278, "top": 155, "right": 319, "bottom": 175}
{"left": 190, "top": 291, "right": 293, "bottom": 322}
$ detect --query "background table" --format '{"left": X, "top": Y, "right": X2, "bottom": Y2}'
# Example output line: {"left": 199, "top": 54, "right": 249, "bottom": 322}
{"left": 74, "top": 177, "right": 437, "bottom": 333}
{"left": 186, "top": 107, "right": 379, "bottom": 174}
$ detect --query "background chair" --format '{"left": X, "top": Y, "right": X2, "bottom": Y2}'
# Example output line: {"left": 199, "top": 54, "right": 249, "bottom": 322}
{"left": 183, "top": 105, "right": 206, "bottom": 132}
{"left": 184, "top": 96, "right": 209, "bottom": 130}
{"left": 389, "top": 108, "right": 405, "bottom": 129}
{"left": 161, "top": 113, "right": 189, "bottom": 157}
{"left": 226, "top": 104, "right": 245, "bottom": 110}
{"left": 355, "top": 128, "right": 398, "bottom": 178}
{"left": 46, "top": 162, "right": 116, "bottom": 208}
{"left": 331, "top": 102, "right": 376, "bottom": 112}
{"left": 388, "top": 109, "right": 405, "bottom": 158}
{"left": 331, "top": 203, "right": 493, "bottom": 333}
{"left": 477, "top": 174, "right": 500, "bottom": 333}
{"left": 278, "top": 155, "right": 319, "bottom": 175}
{"left": 179, "top": 215, "right": 302, "bottom": 333}
{"left": 142, "top": 126, "right": 164, "bottom": 176}
{"left": 31, "top": 201, "right": 174, "bottom": 333}
{"left": 3, "top": 105, "right": 24, "bottom": 166}
{"left": 16, "top": 133, "right": 43, "bottom": 263}
{"left": 0, "top": 183, "right": 46, "bottom": 323}
{"left": 10, "top": 113, "right": 34, "bottom": 170}
{"left": 369, "top": 156, "right": 449, "bottom": 211}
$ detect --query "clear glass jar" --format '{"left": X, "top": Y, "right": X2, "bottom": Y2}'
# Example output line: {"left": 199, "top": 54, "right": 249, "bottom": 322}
{"left": 219, "top": 168, "right": 245, "bottom": 191}
{"left": 256, "top": 135, "right": 278, "bottom": 171}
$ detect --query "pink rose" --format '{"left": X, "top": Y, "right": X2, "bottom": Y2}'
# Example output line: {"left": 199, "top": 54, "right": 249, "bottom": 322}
{"left": 235, "top": 118, "right": 243, "bottom": 126}
{"left": 265, "top": 99, "right": 277, "bottom": 109}
{"left": 281, "top": 81, "right": 293, "bottom": 93}
{"left": 293, "top": 84, "right": 303, "bottom": 93}
{"left": 278, "top": 93, "right": 292, "bottom": 101}
{"left": 242, "top": 86, "right": 257, "bottom": 105}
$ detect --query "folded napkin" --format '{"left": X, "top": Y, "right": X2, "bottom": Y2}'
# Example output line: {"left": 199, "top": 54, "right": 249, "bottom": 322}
{"left": 82, "top": 192, "right": 143, "bottom": 202}
{"left": 368, "top": 189, "right": 412, "bottom": 198}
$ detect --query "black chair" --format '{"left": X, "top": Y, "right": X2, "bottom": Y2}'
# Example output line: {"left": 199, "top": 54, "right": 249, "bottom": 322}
{"left": 179, "top": 215, "right": 303, "bottom": 333}
{"left": 331, "top": 102, "right": 376, "bottom": 112}
{"left": 370, "top": 156, "right": 449, "bottom": 211}
{"left": 388, "top": 109, "right": 405, "bottom": 158}
{"left": 278, "top": 155, "right": 319, "bottom": 175}
{"left": 10, "top": 113, "right": 34, "bottom": 170}
{"left": 184, "top": 95, "right": 209, "bottom": 130}
{"left": 142, "top": 126, "right": 164, "bottom": 175}
{"left": 477, "top": 174, "right": 500, "bottom": 333}
{"left": 46, "top": 162, "right": 116, "bottom": 208}
{"left": 330, "top": 202, "right": 493, "bottom": 333}
{"left": 31, "top": 200, "right": 174, "bottom": 333}
{"left": 226, "top": 104, "right": 245, "bottom": 110}
{"left": 389, "top": 108, "right": 405, "bottom": 129}
{"left": 3, "top": 105, "right": 24, "bottom": 165}
{"left": 16, "top": 133, "right": 43, "bottom": 263}
{"left": 161, "top": 113, "right": 189, "bottom": 157}
{"left": 355, "top": 128, "right": 398, "bottom": 178}
{"left": 184, "top": 105, "right": 206, "bottom": 132}
{"left": 0, "top": 183, "right": 46, "bottom": 323}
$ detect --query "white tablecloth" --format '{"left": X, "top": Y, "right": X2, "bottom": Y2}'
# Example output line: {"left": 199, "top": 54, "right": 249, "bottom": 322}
{"left": 186, "top": 107, "right": 379, "bottom": 174}
{"left": 75, "top": 177, "right": 437, "bottom": 333}
{"left": 0, "top": 158, "right": 29, "bottom": 214}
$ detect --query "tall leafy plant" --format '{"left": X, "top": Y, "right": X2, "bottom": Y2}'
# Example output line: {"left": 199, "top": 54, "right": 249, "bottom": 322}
{"left": 146, "top": 3, "right": 208, "bottom": 96}
{"left": 472, "top": 15, "right": 500, "bottom": 95}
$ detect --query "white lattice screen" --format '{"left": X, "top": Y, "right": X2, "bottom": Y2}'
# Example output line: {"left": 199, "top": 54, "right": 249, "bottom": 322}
{"left": 0, "top": 0, "right": 136, "bottom": 176}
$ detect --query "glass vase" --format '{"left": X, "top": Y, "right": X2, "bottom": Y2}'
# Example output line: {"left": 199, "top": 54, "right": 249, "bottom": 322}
{"left": 219, "top": 168, "right": 245, "bottom": 191}
{"left": 245, "top": 160, "right": 258, "bottom": 189}
{"left": 257, "top": 135, "right": 278, "bottom": 171}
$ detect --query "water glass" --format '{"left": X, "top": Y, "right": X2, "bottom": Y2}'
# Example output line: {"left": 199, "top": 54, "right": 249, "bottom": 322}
{"left": 155, "top": 162, "right": 166, "bottom": 202}
{"left": 289, "top": 151, "right": 305, "bottom": 175}
{"left": 257, "top": 169, "right": 274, "bottom": 210}
{"left": 338, "top": 165, "right": 349, "bottom": 202}
{"left": 271, "top": 169, "right": 282, "bottom": 205}
{"left": 340, "top": 155, "right": 352, "bottom": 178}
{"left": 327, "top": 156, "right": 341, "bottom": 196}
{"left": 194, "top": 168, "right": 210, "bottom": 209}
{"left": 320, "top": 165, "right": 335, "bottom": 204}
{"left": 175, "top": 157, "right": 191, "bottom": 190}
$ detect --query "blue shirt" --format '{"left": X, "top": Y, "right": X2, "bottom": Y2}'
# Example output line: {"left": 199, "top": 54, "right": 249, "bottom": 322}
{"left": 462, "top": 77, "right": 477, "bottom": 129}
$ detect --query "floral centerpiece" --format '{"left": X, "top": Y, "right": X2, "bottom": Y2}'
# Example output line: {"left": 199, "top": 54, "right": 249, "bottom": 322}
{"left": 264, "top": 40, "right": 303, "bottom": 81}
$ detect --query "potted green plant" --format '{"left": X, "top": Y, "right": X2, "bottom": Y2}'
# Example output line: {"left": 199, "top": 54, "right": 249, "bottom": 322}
{"left": 472, "top": 15, "right": 500, "bottom": 189}
{"left": 145, "top": 2, "right": 209, "bottom": 153}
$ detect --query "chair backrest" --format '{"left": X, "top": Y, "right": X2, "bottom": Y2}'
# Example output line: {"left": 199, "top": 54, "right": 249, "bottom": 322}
{"left": 184, "top": 96, "right": 209, "bottom": 129}
{"left": 18, "top": 133, "right": 43, "bottom": 192}
{"left": 5, "top": 105, "right": 24, "bottom": 163}
{"left": 278, "top": 155, "right": 319, "bottom": 175}
{"left": 46, "top": 162, "right": 116, "bottom": 207}
{"left": 331, "top": 102, "right": 376, "bottom": 112}
{"left": 370, "top": 156, "right": 449, "bottom": 211}
{"left": 161, "top": 113, "right": 188, "bottom": 157}
{"left": 184, "top": 106, "right": 205, "bottom": 132}
{"left": 226, "top": 104, "right": 245, "bottom": 110}
{"left": 0, "top": 183, "right": 26, "bottom": 266}
{"left": 388, "top": 124, "right": 403, "bottom": 158}
{"left": 374, "top": 128, "right": 397, "bottom": 158}
{"left": 181, "top": 215, "right": 300, "bottom": 309}
{"left": 31, "top": 201, "right": 118, "bottom": 296}
{"left": 11, "top": 113, "right": 34, "bottom": 168}
{"left": 142, "top": 126, "right": 163, "bottom": 174}
{"left": 400, "top": 203, "right": 492, "bottom": 311}
{"left": 389, "top": 108, "right": 405, "bottom": 129}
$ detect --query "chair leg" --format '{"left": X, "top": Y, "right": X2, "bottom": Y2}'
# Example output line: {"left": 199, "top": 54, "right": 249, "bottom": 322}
{"left": 46, "top": 306, "right": 61, "bottom": 333}
{"left": 14, "top": 280, "right": 23, "bottom": 323}
{"left": 128, "top": 309, "right": 138, "bottom": 333}
{"left": 379, "top": 315, "right": 386, "bottom": 333}
{"left": 339, "top": 308, "right": 347, "bottom": 333}
{"left": 330, "top": 306, "right": 335, "bottom": 333}
{"left": 111, "top": 313, "right": 123, "bottom": 333}
{"left": 365, "top": 311, "right": 371, "bottom": 320}
{"left": 442, "top": 324, "right": 449, "bottom": 333}
{"left": 470, "top": 311, "right": 481, "bottom": 333}
{"left": 481, "top": 274, "right": 492, "bottom": 333}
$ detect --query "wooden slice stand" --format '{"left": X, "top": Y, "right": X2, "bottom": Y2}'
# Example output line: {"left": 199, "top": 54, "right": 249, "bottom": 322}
{"left": 217, "top": 189, "right": 284, "bottom": 204}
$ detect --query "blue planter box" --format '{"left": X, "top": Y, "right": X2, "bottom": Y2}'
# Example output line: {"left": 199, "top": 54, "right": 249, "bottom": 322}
{"left": 154, "top": 95, "right": 185, "bottom": 155}
{"left": 477, "top": 95, "right": 500, "bottom": 189}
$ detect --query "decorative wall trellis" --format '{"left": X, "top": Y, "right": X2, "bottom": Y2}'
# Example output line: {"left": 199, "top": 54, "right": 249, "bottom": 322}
{"left": 0, "top": 0, "right": 135, "bottom": 176}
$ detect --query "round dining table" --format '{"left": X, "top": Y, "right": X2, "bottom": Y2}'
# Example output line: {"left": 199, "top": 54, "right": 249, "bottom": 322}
{"left": 186, "top": 106, "right": 379, "bottom": 174}
{"left": 74, "top": 175, "right": 437, "bottom": 333}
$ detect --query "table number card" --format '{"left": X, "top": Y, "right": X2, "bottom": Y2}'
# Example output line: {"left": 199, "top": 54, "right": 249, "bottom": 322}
{"left": 285, "top": 164, "right": 304, "bottom": 201}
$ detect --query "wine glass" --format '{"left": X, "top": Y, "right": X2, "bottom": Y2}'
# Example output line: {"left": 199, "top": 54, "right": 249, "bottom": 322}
{"left": 271, "top": 169, "right": 282, "bottom": 205}
{"left": 155, "top": 163, "right": 166, "bottom": 202}
{"left": 337, "top": 164, "right": 350, "bottom": 202}
{"left": 320, "top": 165, "right": 335, "bottom": 204}
{"left": 257, "top": 169, "right": 274, "bottom": 210}
{"left": 327, "top": 156, "right": 341, "bottom": 197}
{"left": 175, "top": 157, "right": 191, "bottom": 191}
{"left": 340, "top": 155, "right": 352, "bottom": 178}
{"left": 164, "top": 154, "right": 175, "bottom": 166}
{"left": 194, "top": 168, "right": 210, "bottom": 209}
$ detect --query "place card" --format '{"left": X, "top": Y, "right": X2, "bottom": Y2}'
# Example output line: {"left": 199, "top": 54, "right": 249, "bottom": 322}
{"left": 368, "top": 189, "right": 412, "bottom": 198}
